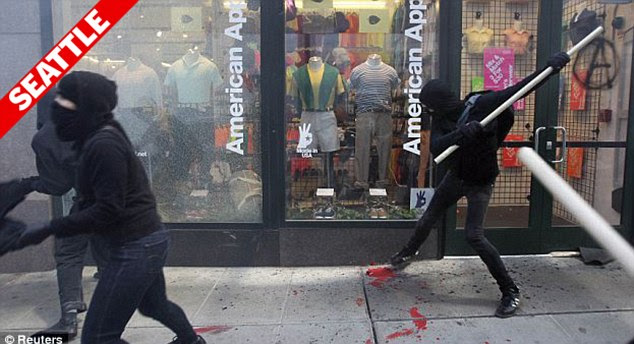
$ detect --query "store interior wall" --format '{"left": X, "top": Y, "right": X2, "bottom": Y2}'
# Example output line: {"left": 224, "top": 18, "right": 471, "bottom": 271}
{"left": 0, "top": 0, "right": 55, "bottom": 273}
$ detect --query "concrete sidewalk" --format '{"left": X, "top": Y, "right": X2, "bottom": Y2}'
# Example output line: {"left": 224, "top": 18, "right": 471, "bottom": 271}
{"left": 0, "top": 256, "right": 632, "bottom": 343}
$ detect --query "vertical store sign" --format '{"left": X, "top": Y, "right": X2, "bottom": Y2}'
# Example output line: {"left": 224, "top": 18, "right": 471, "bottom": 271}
{"left": 402, "top": 1, "right": 427, "bottom": 156}
{"left": 0, "top": 0, "right": 138, "bottom": 139}
{"left": 225, "top": 0, "right": 247, "bottom": 155}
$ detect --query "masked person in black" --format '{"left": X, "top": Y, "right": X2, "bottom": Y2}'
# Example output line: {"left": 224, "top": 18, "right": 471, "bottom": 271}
{"left": 0, "top": 110, "right": 107, "bottom": 341}
{"left": 2, "top": 71, "right": 204, "bottom": 344}
{"left": 389, "top": 52, "right": 571, "bottom": 318}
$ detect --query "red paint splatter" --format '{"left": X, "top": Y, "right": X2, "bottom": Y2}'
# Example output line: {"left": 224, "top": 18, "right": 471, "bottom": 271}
{"left": 365, "top": 339, "right": 373, "bottom": 344}
{"left": 194, "top": 325, "right": 232, "bottom": 334}
{"left": 410, "top": 307, "right": 428, "bottom": 331}
{"left": 484, "top": 342, "right": 490, "bottom": 344}
{"left": 356, "top": 297, "right": 365, "bottom": 307}
{"left": 366, "top": 267, "right": 396, "bottom": 288}
{"left": 370, "top": 261, "right": 377, "bottom": 266}
{"left": 386, "top": 328, "right": 415, "bottom": 340}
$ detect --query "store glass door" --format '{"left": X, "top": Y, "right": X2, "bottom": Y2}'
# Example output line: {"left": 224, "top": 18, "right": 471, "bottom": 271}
{"left": 540, "top": 0, "right": 632, "bottom": 252}
{"left": 446, "top": 0, "right": 544, "bottom": 255}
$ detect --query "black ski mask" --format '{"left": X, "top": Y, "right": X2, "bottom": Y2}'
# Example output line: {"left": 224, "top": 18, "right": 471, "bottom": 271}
{"left": 419, "top": 79, "right": 463, "bottom": 122}
{"left": 52, "top": 71, "right": 118, "bottom": 142}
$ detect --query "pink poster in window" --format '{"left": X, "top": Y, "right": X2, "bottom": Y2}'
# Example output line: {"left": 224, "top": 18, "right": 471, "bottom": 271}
{"left": 484, "top": 48, "right": 515, "bottom": 91}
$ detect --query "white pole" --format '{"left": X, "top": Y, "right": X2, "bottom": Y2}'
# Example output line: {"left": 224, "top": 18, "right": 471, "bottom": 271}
{"left": 518, "top": 147, "right": 634, "bottom": 277}
{"left": 434, "top": 26, "right": 605, "bottom": 164}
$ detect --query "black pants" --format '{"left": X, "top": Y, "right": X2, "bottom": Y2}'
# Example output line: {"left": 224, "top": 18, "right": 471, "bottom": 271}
{"left": 407, "top": 171, "right": 516, "bottom": 292}
{"left": 55, "top": 234, "right": 108, "bottom": 313}
{"left": 81, "top": 229, "right": 196, "bottom": 344}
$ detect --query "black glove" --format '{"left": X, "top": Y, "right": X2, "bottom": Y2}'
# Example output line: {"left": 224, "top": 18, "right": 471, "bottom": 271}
{"left": 14, "top": 222, "right": 53, "bottom": 250}
{"left": 0, "top": 177, "right": 38, "bottom": 218}
{"left": 547, "top": 52, "right": 571, "bottom": 73}
{"left": 0, "top": 218, "right": 25, "bottom": 256}
{"left": 458, "top": 121, "right": 484, "bottom": 142}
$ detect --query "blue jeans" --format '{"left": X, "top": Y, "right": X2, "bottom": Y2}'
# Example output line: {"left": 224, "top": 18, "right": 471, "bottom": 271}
{"left": 81, "top": 229, "right": 196, "bottom": 344}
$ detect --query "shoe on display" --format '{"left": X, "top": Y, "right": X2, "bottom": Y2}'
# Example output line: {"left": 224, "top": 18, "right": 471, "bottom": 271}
{"left": 495, "top": 287, "right": 520, "bottom": 318}
{"left": 322, "top": 206, "right": 336, "bottom": 219}
{"left": 353, "top": 180, "right": 369, "bottom": 189}
{"left": 314, "top": 207, "right": 325, "bottom": 219}
{"left": 377, "top": 207, "right": 388, "bottom": 219}
{"left": 369, "top": 208, "right": 379, "bottom": 219}
{"left": 168, "top": 335, "right": 207, "bottom": 344}
{"left": 31, "top": 312, "right": 78, "bottom": 342}
{"left": 389, "top": 246, "right": 419, "bottom": 270}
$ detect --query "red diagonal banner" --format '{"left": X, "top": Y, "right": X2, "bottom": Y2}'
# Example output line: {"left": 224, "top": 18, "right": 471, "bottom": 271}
{"left": 0, "top": 0, "right": 138, "bottom": 139}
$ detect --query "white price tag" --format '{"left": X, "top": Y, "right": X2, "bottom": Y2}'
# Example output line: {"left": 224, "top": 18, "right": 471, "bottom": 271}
{"left": 190, "top": 189, "right": 209, "bottom": 198}
{"left": 316, "top": 188, "right": 335, "bottom": 197}
{"left": 369, "top": 188, "right": 388, "bottom": 197}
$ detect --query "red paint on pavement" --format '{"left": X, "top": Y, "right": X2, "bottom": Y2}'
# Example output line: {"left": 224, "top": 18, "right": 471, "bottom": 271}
{"left": 366, "top": 267, "right": 396, "bottom": 288}
{"left": 386, "top": 328, "right": 415, "bottom": 340}
{"left": 410, "top": 307, "right": 428, "bottom": 330}
{"left": 356, "top": 297, "right": 365, "bottom": 306}
{"left": 194, "top": 325, "right": 232, "bottom": 334}
{"left": 365, "top": 339, "right": 373, "bottom": 344}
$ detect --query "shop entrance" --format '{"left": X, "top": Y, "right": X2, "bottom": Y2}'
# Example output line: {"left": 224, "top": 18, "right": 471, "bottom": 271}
{"left": 445, "top": 0, "right": 633, "bottom": 255}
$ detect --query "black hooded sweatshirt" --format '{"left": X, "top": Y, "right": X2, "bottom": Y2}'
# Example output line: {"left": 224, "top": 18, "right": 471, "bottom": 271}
{"left": 49, "top": 72, "right": 161, "bottom": 243}
{"left": 426, "top": 68, "right": 548, "bottom": 186}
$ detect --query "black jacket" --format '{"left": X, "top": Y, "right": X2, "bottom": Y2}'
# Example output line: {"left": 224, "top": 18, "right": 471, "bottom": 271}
{"left": 50, "top": 126, "right": 161, "bottom": 243}
{"left": 430, "top": 68, "right": 548, "bottom": 185}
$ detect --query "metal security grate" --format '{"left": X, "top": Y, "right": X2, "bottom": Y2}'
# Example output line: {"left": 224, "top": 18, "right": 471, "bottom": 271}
{"left": 553, "top": 0, "right": 605, "bottom": 223}
{"left": 460, "top": 0, "right": 540, "bottom": 208}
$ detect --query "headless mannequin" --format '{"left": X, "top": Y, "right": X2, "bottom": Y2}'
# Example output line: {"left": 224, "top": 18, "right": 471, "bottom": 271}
{"left": 183, "top": 48, "right": 200, "bottom": 66}
{"left": 366, "top": 54, "right": 382, "bottom": 67}
{"left": 308, "top": 56, "right": 323, "bottom": 70}
{"left": 307, "top": 56, "right": 335, "bottom": 189}
{"left": 126, "top": 56, "right": 141, "bottom": 70}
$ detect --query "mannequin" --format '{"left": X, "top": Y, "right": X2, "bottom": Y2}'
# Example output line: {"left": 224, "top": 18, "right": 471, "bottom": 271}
{"left": 291, "top": 55, "right": 347, "bottom": 218}
{"left": 308, "top": 56, "right": 323, "bottom": 70}
{"left": 504, "top": 12, "right": 531, "bottom": 55}
{"left": 349, "top": 54, "right": 399, "bottom": 189}
{"left": 183, "top": 48, "right": 200, "bottom": 66}
{"left": 367, "top": 54, "right": 382, "bottom": 67}
{"left": 164, "top": 47, "right": 223, "bottom": 188}
{"left": 113, "top": 56, "right": 163, "bottom": 153}
{"left": 464, "top": 11, "right": 493, "bottom": 54}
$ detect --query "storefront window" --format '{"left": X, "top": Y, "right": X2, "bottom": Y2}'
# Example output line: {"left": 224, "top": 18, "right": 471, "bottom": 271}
{"left": 284, "top": 0, "right": 440, "bottom": 220}
{"left": 53, "top": 0, "right": 262, "bottom": 223}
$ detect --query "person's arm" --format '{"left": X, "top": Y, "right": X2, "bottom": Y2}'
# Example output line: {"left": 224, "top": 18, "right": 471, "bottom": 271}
{"left": 49, "top": 136, "right": 128, "bottom": 236}
{"left": 429, "top": 120, "right": 463, "bottom": 156}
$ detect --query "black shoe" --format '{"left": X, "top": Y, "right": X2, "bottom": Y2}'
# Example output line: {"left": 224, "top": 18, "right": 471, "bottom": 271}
{"left": 31, "top": 313, "right": 78, "bottom": 342}
{"left": 389, "top": 246, "right": 419, "bottom": 270}
{"left": 495, "top": 288, "right": 520, "bottom": 318}
{"left": 168, "top": 335, "right": 207, "bottom": 344}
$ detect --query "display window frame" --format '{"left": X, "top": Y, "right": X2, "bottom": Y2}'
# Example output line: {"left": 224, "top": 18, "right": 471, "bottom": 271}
{"left": 37, "top": 0, "right": 634, "bottom": 250}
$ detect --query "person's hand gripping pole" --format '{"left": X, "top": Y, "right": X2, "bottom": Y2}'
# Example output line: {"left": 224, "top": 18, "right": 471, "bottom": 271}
{"left": 434, "top": 26, "right": 604, "bottom": 164}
